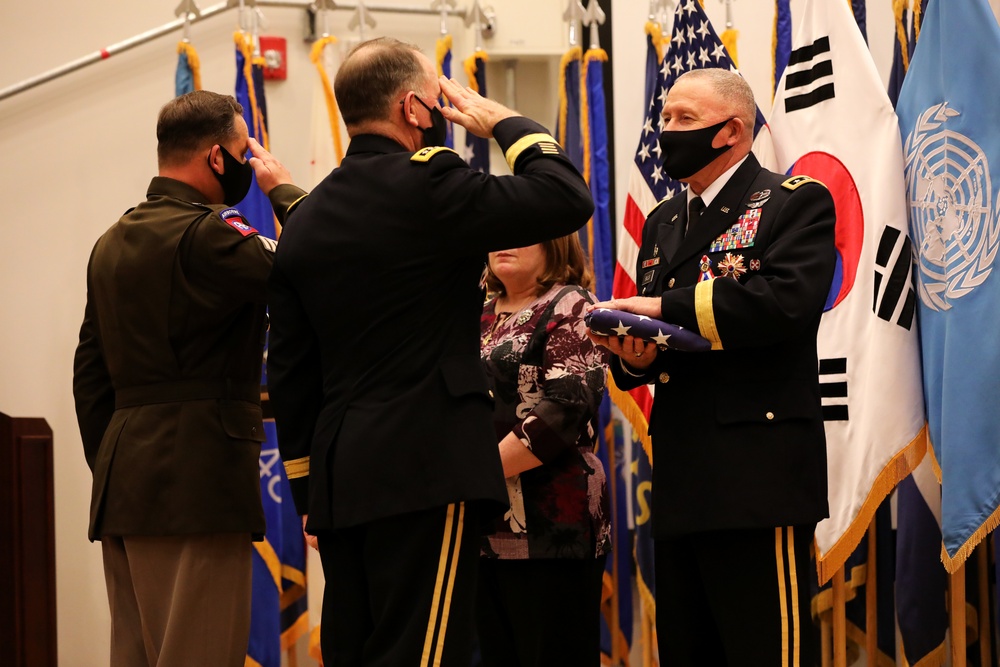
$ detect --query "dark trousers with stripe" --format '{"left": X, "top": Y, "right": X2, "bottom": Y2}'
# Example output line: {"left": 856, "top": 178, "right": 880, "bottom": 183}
{"left": 318, "top": 502, "right": 481, "bottom": 667}
{"left": 475, "top": 555, "right": 607, "bottom": 667}
{"left": 655, "top": 525, "right": 818, "bottom": 667}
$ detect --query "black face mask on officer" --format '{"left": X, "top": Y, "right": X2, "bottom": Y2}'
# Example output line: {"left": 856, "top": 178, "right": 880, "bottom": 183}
{"left": 209, "top": 145, "right": 253, "bottom": 206}
{"left": 657, "top": 117, "right": 734, "bottom": 181}
{"left": 412, "top": 95, "right": 448, "bottom": 148}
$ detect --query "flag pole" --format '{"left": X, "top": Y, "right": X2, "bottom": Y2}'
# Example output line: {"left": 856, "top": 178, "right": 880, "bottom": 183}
{"left": 865, "top": 519, "right": 877, "bottom": 666}
{"left": 950, "top": 565, "right": 967, "bottom": 667}
{"left": 978, "top": 541, "right": 992, "bottom": 666}
{"left": 820, "top": 613, "right": 831, "bottom": 667}
{"left": 0, "top": 0, "right": 474, "bottom": 103}
{"left": 832, "top": 568, "right": 847, "bottom": 667}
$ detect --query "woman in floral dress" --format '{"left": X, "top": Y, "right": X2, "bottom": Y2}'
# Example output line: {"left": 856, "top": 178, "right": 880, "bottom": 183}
{"left": 476, "top": 233, "right": 611, "bottom": 666}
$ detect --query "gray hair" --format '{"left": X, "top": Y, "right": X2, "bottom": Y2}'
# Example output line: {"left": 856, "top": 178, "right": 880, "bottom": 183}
{"left": 674, "top": 68, "right": 756, "bottom": 131}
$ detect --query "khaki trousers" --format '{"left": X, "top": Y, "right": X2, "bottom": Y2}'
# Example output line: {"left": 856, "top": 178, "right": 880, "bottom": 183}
{"left": 101, "top": 533, "right": 252, "bottom": 667}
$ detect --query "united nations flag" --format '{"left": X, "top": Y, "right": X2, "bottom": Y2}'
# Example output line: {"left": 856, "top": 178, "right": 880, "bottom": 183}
{"left": 896, "top": 0, "right": 1000, "bottom": 572}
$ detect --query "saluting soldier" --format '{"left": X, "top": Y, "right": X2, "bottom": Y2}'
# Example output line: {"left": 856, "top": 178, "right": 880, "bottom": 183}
{"left": 73, "top": 90, "right": 280, "bottom": 667}
{"left": 590, "top": 68, "right": 837, "bottom": 667}
{"left": 248, "top": 37, "right": 594, "bottom": 667}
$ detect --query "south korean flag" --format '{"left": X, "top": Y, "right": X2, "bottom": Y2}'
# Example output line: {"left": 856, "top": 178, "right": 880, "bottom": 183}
{"left": 769, "top": 0, "right": 925, "bottom": 584}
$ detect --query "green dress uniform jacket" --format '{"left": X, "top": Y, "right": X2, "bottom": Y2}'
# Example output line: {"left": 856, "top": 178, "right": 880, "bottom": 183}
{"left": 611, "top": 154, "right": 837, "bottom": 538}
{"left": 73, "top": 177, "right": 275, "bottom": 541}
{"left": 265, "top": 116, "right": 595, "bottom": 532}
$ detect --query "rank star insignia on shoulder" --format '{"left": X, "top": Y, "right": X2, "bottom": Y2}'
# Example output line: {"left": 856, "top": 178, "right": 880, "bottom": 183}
{"left": 410, "top": 146, "right": 459, "bottom": 163}
{"left": 781, "top": 175, "right": 825, "bottom": 191}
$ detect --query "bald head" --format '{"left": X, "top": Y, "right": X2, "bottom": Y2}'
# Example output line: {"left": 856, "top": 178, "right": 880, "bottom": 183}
{"left": 334, "top": 37, "right": 430, "bottom": 127}
{"left": 672, "top": 68, "right": 756, "bottom": 138}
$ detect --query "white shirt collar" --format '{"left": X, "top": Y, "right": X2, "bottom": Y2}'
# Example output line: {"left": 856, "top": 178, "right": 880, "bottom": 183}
{"left": 686, "top": 155, "right": 749, "bottom": 209}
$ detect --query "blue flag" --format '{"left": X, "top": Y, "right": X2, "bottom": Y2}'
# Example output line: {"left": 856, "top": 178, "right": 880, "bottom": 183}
{"left": 582, "top": 48, "right": 613, "bottom": 303}
{"left": 248, "top": 422, "right": 309, "bottom": 667}
{"left": 773, "top": 0, "right": 792, "bottom": 95}
{"left": 556, "top": 47, "right": 584, "bottom": 173}
{"left": 463, "top": 51, "right": 490, "bottom": 172}
{"left": 851, "top": 0, "right": 867, "bottom": 42}
{"left": 234, "top": 33, "right": 309, "bottom": 666}
{"left": 897, "top": 0, "right": 1000, "bottom": 570}
{"left": 436, "top": 35, "right": 455, "bottom": 149}
{"left": 175, "top": 42, "right": 201, "bottom": 97}
{"left": 896, "top": 457, "right": 948, "bottom": 666}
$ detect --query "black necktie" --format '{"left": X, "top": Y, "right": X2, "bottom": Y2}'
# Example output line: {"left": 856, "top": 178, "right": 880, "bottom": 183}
{"left": 664, "top": 196, "right": 703, "bottom": 264}
{"left": 686, "top": 196, "right": 705, "bottom": 236}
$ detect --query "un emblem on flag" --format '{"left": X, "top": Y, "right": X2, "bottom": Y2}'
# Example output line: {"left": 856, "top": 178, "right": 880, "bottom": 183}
{"left": 904, "top": 102, "right": 1000, "bottom": 311}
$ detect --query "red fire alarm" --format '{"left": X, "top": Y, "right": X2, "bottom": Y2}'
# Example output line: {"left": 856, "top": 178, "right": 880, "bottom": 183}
{"left": 259, "top": 36, "right": 287, "bottom": 80}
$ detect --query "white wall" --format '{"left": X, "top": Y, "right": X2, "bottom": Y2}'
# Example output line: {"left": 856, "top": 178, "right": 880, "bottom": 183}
{"left": 0, "top": 0, "right": 942, "bottom": 664}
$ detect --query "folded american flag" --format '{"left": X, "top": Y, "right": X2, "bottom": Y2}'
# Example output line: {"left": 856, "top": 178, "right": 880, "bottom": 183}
{"left": 585, "top": 308, "right": 711, "bottom": 352}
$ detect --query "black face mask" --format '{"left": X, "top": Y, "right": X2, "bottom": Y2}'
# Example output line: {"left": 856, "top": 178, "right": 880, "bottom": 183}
{"left": 413, "top": 95, "right": 448, "bottom": 148}
{"left": 658, "top": 118, "right": 734, "bottom": 180}
{"left": 210, "top": 145, "right": 253, "bottom": 206}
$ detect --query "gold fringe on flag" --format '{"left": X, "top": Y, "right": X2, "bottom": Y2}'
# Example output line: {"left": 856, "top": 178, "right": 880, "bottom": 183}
{"left": 644, "top": 21, "right": 666, "bottom": 63}
{"left": 234, "top": 31, "right": 269, "bottom": 151}
{"left": 720, "top": 28, "right": 740, "bottom": 67}
{"left": 771, "top": 7, "right": 779, "bottom": 98}
{"left": 580, "top": 48, "right": 608, "bottom": 277}
{"left": 557, "top": 46, "right": 582, "bottom": 150}
{"left": 941, "top": 502, "right": 1000, "bottom": 574}
{"left": 435, "top": 34, "right": 452, "bottom": 77}
{"left": 633, "top": 538, "right": 657, "bottom": 628}
{"left": 893, "top": 0, "right": 911, "bottom": 71}
{"left": 177, "top": 41, "right": 202, "bottom": 91}
{"left": 463, "top": 50, "right": 489, "bottom": 93}
{"left": 309, "top": 35, "right": 345, "bottom": 164}
{"left": 607, "top": 373, "right": 653, "bottom": 464}
{"left": 913, "top": 0, "right": 923, "bottom": 43}
{"left": 308, "top": 624, "right": 323, "bottom": 664}
{"left": 815, "top": 425, "right": 928, "bottom": 583}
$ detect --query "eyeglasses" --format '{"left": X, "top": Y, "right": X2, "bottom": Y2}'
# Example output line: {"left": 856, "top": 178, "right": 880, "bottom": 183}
{"left": 400, "top": 93, "right": 438, "bottom": 113}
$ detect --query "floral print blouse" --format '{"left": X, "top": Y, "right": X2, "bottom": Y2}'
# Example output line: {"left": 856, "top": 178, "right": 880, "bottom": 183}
{"left": 480, "top": 283, "right": 612, "bottom": 560}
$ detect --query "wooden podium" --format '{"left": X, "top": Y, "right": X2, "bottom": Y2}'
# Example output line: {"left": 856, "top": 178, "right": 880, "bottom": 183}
{"left": 0, "top": 412, "right": 57, "bottom": 667}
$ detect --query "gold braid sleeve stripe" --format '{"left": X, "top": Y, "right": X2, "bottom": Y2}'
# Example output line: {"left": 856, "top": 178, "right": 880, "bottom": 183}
{"left": 283, "top": 456, "right": 310, "bottom": 480}
{"left": 694, "top": 279, "right": 723, "bottom": 350}
{"left": 504, "top": 133, "right": 561, "bottom": 172}
{"left": 286, "top": 194, "right": 308, "bottom": 218}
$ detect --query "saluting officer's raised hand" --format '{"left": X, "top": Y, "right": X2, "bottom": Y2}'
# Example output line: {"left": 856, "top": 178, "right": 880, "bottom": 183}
{"left": 247, "top": 137, "right": 293, "bottom": 196}
{"left": 438, "top": 76, "right": 520, "bottom": 140}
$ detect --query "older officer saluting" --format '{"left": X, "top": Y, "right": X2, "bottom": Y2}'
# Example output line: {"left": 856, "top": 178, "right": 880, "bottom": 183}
{"left": 249, "top": 37, "right": 594, "bottom": 667}
{"left": 589, "top": 67, "right": 836, "bottom": 667}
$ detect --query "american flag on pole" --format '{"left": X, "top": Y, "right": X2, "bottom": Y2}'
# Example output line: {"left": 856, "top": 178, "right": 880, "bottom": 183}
{"left": 610, "top": 0, "right": 772, "bottom": 451}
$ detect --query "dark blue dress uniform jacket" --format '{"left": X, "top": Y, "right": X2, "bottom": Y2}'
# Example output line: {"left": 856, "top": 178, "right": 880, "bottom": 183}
{"left": 611, "top": 154, "right": 837, "bottom": 538}
{"left": 266, "top": 116, "right": 594, "bottom": 532}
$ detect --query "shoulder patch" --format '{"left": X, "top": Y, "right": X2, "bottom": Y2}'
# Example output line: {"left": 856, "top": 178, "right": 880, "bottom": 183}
{"left": 781, "top": 175, "right": 825, "bottom": 191}
{"left": 219, "top": 208, "right": 258, "bottom": 237}
{"left": 410, "top": 146, "right": 459, "bottom": 163}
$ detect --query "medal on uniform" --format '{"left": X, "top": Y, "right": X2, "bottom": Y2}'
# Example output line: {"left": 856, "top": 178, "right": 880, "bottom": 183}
{"left": 642, "top": 257, "right": 661, "bottom": 268}
{"left": 698, "top": 255, "right": 714, "bottom": 282}
{"left": 642, "top": 270, "right": 655, "bottom": 286}
{"left": 717, "top": 253, "right": 747, "bottom": 280}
